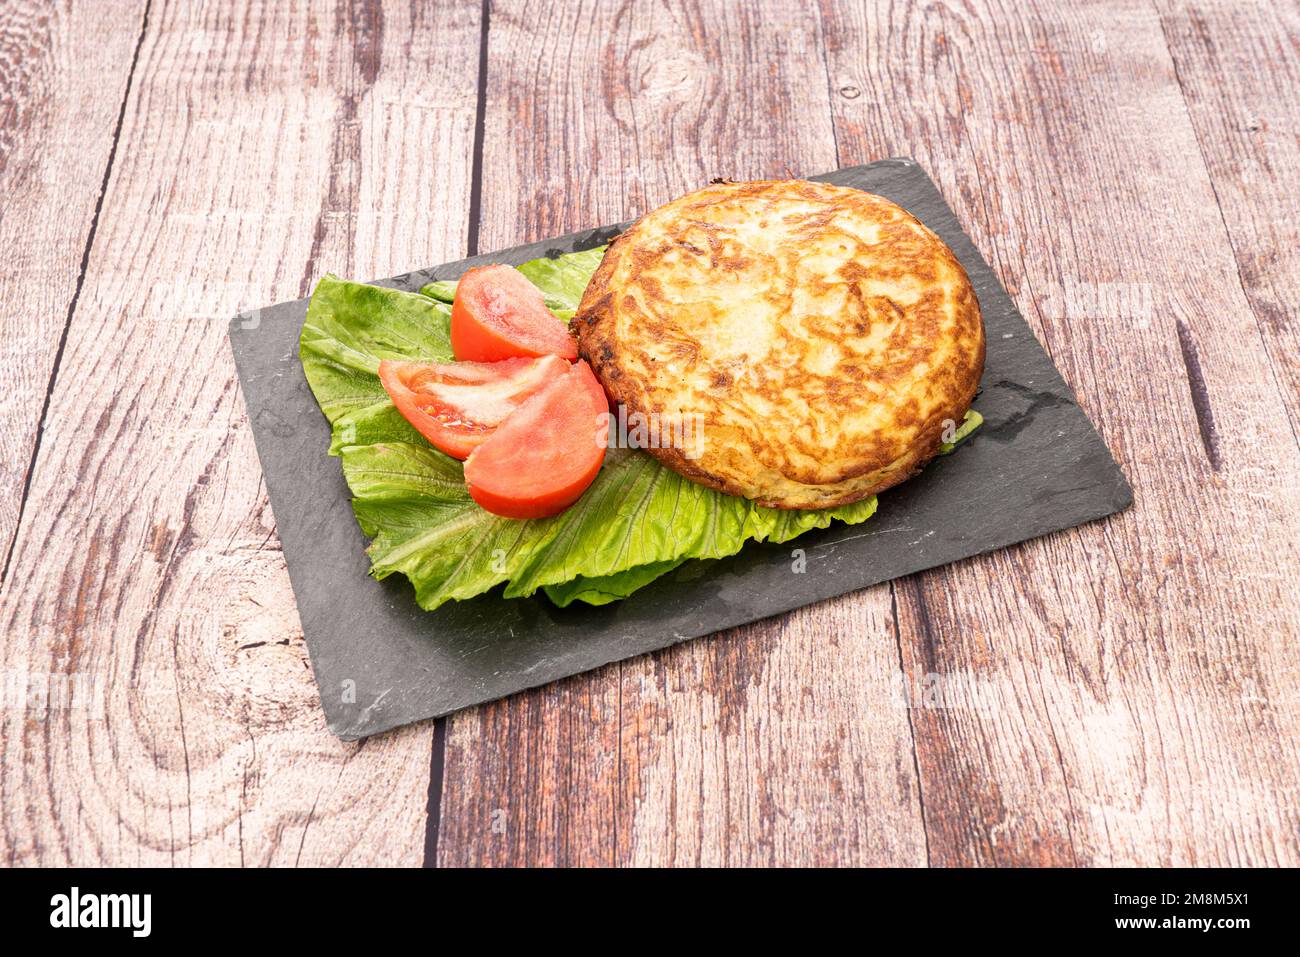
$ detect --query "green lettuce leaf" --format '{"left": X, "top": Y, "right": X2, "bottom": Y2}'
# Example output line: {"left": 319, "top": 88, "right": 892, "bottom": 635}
{"left": 301, "top": 247, "right": 973, "bottom": 611}
{"left": 418, "top": 279, "right": 457, "bottom": 302}
{"left": 338, "top": 440, "right": 876, "bottom": 610}
{"left": 542, "top": 560, "right": 688, "bottom": 608}
{"left": 939, "top": 409, "right": 982, "bottom": 454}
{"left": 546, "top": 401, "right": 979, "bottom": 608}
{"left": 301, "top": 275, "right": 455, "bottom": 454}
{"left": 419, "top": 246, "right": 606, "bottom": 322}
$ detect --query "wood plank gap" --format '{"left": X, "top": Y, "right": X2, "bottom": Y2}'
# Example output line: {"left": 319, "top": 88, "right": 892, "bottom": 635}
{"left": 422, "top": 716, "right": 448, "bottom": 867}
{"left": 889, "top": 580, "right": 931, "bottom": 867}
{"left": 613, "top": 660, "right": 622, "bottom": 868}
{"left": 0, "top": 0, "right": 153, "bottom": 591}
{"left": 464, "top": 0, "right": 492, "bottom": 257}
{"left": 1154, "top": 3, "right": 1299, "bottom": 455}
{"left": 424, "top": 0, "right": 492, "bottom": 869}
{"left": 813, "top": 3, "right": 842, "bottom": 169}
{"left": 1175, "top": 318, "right": 1221, "bottom": 471}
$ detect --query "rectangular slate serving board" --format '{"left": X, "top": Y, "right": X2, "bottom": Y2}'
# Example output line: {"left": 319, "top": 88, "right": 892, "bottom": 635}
{"left": 230, "top": 160, "right": 1133, "bottom": 740}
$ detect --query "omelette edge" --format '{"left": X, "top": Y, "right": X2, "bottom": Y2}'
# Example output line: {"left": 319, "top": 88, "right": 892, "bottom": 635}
{"left": 573, "top": 179, "right": 986, "bottom": 510}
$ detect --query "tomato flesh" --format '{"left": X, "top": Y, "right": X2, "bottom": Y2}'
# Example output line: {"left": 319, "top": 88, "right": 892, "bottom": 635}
{"left": 377, "top": 355, "right": 570, "bottom": 460}
{"left": 464, "top": 361, "right": 609, "bottom": 519}
{"left": 450, "top": 264, "right": 579, "bottom": 362}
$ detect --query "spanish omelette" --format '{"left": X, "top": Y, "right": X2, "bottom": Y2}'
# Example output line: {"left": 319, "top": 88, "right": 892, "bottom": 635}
{"left": 573, "top": 179, "right": 985, "bottom": 509}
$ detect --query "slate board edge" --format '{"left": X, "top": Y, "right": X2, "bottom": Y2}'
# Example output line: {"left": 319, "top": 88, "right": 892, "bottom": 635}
{"left": 230, "top": 159, "right": 1133, "bottom": 740}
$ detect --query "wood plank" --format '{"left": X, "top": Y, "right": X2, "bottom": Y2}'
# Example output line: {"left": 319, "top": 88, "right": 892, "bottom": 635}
{"left": 820, "top": 0, "right": 1300, "bottom": 865}
{"left": 0, "top": 0, "right": 480, "bottom": 866}
{"left": 1155, "top": 0, "right": 1299, "bottom": 428}
{"left": 0, "top": 0, "right": 147, "bottom": 570}
{"left": 436, "top": 0, "right": 927, "bottom": 867}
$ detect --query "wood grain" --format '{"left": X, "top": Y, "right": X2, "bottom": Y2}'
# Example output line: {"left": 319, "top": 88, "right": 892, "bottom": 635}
{"left": 820, "top": 0, "right": 1300, "bottom": 865}
{"left": 0, "top": 0, "right": 480, "bottom": 866}
{"left": 1156, "top": 0, "right": 1299, "bottom": 430}
{"left": 3, "top": 0, "right": 1294, "bottom": 868}
{"left": 436, "top": 0, "right": 927, "bottom": 868}
{"left": 438, "top": 0, "right": 1299, "bottom": 866}
{"left": 0, "top": 0, "right": 147, "bottom": 572}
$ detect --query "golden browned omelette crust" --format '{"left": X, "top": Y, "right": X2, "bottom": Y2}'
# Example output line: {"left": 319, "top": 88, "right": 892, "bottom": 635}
{"left": 573, "top": 179, "right": 985, "bottom": 509}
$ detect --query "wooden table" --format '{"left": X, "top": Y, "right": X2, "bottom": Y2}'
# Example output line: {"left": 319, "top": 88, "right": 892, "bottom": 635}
{"left": 1, "top": 0, "right": 1295, "bottom": 867}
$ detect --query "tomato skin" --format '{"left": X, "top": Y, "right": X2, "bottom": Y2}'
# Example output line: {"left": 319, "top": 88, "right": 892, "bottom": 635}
{"left": 464, "top": 361, "right": 609, "bottom": 519}
{"left": 377, "top": 355, "right": 569, "bottom": 460}
{"left": 450, "top": 264, "right": 579, "bottom": 362}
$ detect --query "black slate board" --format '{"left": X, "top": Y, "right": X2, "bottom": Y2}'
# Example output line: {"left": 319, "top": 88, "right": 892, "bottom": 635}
{"left": 230, "top": 160, "right": 1132, "bottom": 740}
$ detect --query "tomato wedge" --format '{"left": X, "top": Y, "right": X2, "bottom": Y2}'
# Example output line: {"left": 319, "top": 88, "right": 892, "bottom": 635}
{"left": 450, "top": 264, "right": 579, "bottom": 362}
{"left": 377, "top": 355, "right": 570, "bottom": 460}
{"left": 464, "top": 361, "right": 609, "bottom": 519}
